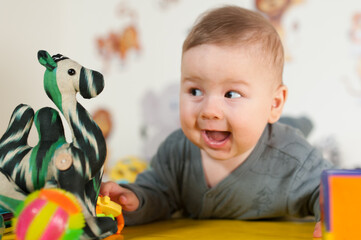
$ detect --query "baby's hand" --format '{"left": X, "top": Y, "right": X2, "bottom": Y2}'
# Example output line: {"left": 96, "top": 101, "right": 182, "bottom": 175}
{"left": 313, "top": 221, "right": 322, "bottom": 238}
{"left": 100, "top": 181, "right": 139, "bottom": 212}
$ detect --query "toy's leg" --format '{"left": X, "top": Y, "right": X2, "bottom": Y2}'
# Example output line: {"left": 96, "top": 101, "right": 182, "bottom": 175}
{"left": 66, "top": 185, "right": 117, "bottom": 239}
{"left": 85, "top": 170, "right": 104, "bottom": 213}
{"left": 0, "top": 106, "right": 66, "bottom": 193}
{"left": 82, "top": 176, "right": 118, "bottom": 239}
{"left": 0, "top": 104, "right": 33, "bottom": 205}
{"left": 53, "top": 147, "right": 117, "bottom": 239}
{"left": 81, "top": 214, "right": 118, "bottom": 240}
{"left": 0, "top": 169, "right": 26, "bottom": 212}
{"left": 28, "top": 107, "right": 67, "bottom": 191}
{"left": 34, "top": 107, "right": 65, "bottom": 142}
{"left": 81, "top": 161, "right": 118, "bottom": 239}
{"left": 0, "top": 104, "right": 34, "bottom": 169}
{"left": 67, "top": 180, "right": 118, "bottom": 239}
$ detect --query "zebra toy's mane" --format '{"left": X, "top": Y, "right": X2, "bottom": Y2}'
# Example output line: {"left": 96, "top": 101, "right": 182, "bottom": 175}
{"left": 0, "top": 50, "right": 117, "bottom": 239}
{"left": 52, "top": 53, "right": 69, "bottom": 62}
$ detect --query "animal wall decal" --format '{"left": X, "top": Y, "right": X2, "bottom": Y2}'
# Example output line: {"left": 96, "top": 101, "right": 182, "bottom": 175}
{"left": 343, "top": 13, "right": 361, "bottom": 97}
{"left": 255, "top": 0, "right": 304, "bottom": 61}
{"left": 0, "top": 50, "right": 117, "bottom": 239}
{"left": 96, "top": 25, "right": 141, "bottom": 70}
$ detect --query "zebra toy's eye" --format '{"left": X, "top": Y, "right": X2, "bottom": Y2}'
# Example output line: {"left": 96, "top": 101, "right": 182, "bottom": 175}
{"left": 68, "top": 69, "right": 76, "bottom": 75}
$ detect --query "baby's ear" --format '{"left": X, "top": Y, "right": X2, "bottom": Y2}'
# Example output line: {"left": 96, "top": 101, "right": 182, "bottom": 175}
{"left": 268, "top": 85, "right": 288, "bottom": 124}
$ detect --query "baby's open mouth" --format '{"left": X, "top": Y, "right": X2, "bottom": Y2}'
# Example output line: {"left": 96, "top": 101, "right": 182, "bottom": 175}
{"left": 205, "top": 130, "right": 230, "bottom": 142}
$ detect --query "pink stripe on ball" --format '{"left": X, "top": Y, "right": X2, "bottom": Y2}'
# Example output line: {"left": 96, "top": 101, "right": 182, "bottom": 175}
{"left": 40, "top": 207, "right": 69, "bottom": 240}
{"left": 16, "top": 199, "right": 47, "bottom": 240}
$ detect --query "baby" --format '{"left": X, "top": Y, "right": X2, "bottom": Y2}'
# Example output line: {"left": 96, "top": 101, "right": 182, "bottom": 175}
{"left": 101, "top": 5, "right": 332, "bottom": 237}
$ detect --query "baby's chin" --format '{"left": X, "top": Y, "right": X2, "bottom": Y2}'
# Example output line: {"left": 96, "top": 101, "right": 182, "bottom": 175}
{"left": 200, "top": 143, "right": 255, "bottom": 164}
{"left": 200, "top": 148, "right": 235, "bottom": 161}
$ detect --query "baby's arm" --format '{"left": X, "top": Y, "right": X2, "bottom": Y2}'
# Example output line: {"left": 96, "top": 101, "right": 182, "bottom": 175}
{"left": 100, "top": 181, "right": 139, "bottom": 212}
{"left": 100, "top": 131, "right": 186, "bottom": 225}
{"left": 287, "top": 148, "right": 333, "bottom": 238}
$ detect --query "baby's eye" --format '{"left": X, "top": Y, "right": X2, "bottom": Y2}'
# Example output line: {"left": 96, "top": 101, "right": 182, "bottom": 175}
{"left": 225, "top": 91, "right": 241, "bottom": 99}
{"left": 190, "top": 88, "right": 203, "bottom": 97}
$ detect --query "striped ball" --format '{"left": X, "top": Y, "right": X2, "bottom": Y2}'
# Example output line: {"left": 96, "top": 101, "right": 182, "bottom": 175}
{"left": 14, "top": 189, "right": 85, "bottom": 240}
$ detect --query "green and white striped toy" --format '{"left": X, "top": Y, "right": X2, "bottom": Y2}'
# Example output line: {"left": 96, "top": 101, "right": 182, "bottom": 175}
{"left": 0, "top": 50, "right": 117, "bottom": 239}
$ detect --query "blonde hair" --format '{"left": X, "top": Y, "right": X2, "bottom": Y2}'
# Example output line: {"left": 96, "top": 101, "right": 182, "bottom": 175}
{"left": 182, "top": 5, "right": 284, "bottom": 83}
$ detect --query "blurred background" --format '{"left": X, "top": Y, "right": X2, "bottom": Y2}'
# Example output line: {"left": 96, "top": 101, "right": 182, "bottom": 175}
{"left": 1, "top": 0, "right": 360, "bottom": 180}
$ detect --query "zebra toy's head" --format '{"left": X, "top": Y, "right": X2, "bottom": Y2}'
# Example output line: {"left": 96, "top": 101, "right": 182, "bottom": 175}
{"left": 37, "top": 50, "right": 104, "bottom": 112}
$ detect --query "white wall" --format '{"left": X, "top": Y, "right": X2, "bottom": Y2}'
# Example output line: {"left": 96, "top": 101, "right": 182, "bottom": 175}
{"left": 1, "top": 0, "right": 360, "bottom": 170}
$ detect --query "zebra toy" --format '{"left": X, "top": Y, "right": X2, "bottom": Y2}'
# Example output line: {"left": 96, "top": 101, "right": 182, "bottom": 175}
{"left": 0, "top": 50, "right": 117, "bottom": 239}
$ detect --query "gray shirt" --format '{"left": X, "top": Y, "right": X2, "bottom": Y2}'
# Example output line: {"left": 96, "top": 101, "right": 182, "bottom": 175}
{"left": 122, "top": 122, "right": 333, "bottom": 225}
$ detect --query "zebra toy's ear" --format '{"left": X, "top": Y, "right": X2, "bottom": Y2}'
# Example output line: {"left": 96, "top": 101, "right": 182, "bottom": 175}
{"left": 37, "top": 50, "right": 57, "bottom": 70}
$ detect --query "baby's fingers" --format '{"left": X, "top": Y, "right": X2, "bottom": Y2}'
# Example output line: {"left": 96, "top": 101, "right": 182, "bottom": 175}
{"left": 100, "top": 181, "right": 125, "bottom": 203}
{"left": 99, "top": 181, "right": 116, "bottom": 196}
{"left": 119, "top": 191, "right": 139, "bottom": 212}
{"left": 100, "top": 181, "right": 139, "bottom": 212}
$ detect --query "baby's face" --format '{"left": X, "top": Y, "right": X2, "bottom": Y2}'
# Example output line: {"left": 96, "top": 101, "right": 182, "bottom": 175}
{"left": 180, "top": 43, "right": 280, "bottom": 161}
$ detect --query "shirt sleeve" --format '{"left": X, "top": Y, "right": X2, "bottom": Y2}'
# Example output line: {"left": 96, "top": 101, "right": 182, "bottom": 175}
{"left": 119, "top": 130, "right": 185, "bottom": 225}
{"left": 287, "top": 148, "right": 333, "bottom": 221}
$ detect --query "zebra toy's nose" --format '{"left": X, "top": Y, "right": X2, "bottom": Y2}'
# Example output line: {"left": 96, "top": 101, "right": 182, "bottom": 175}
{"left": 92, "top": 70, "right": 104, "bottom": 95}
{"left": 79, "top": 68, "right": 105, "bottom": 99}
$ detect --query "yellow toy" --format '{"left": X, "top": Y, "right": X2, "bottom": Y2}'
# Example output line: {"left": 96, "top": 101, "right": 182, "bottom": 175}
{"left": 110, "top": 156, "right": 148, "bottom": 183}
{"left": 96, "top": 196, "right": 124, "bottom": 234}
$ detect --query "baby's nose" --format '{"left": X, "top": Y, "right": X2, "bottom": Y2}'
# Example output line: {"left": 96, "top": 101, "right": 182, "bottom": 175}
{"left": 200, "top": 97, "right": 223, "bottom": 120}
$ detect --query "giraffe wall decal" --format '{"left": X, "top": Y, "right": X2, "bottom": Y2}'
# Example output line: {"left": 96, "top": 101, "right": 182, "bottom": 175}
{"left": 0, "top": 50, "right": 117, "bottom": 239}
